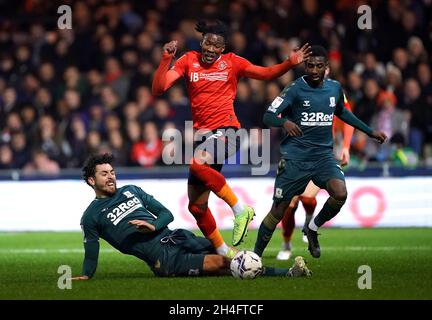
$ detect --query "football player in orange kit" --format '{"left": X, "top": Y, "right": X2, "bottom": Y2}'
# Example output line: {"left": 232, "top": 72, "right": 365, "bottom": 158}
{"left": 152, "top": 20, "right": 311, "bottom": 258}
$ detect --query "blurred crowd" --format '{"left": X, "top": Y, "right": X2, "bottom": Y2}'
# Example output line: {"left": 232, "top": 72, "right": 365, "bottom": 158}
{"left": 0, "top": 0, "right": 431, "bottom": 174}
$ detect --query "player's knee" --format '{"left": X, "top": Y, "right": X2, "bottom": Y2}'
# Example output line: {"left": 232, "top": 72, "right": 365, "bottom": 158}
{"left": 188, "top": 202, "right": 208, "bottom": 215}
{"left": 333, "top": 190, "right": 347, "bottom": 203}
{"left": 300, "top": 196, "right": 317, "bottom": 209}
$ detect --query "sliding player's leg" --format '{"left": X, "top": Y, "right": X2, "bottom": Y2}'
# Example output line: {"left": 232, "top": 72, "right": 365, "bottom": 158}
{"left": 201, "top": 252, "right": 312, "bottom": 277}
{"left": 163, "top": 252, "right": 311, "bottom": 277}
{"left": 163, "top": 229, "right": 311, "bottom": 277}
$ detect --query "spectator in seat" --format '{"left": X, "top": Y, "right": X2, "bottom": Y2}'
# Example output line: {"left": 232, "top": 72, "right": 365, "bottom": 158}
{"left": 130, "top": 121, "right": 163, "bottom": 167}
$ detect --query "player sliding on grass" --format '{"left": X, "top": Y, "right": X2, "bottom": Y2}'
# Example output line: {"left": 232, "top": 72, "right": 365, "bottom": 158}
{"left": 277, "top": 75, "right": 354, "bottom": 261}
{"left": 71, "top": 153, "right": 312, "bottom": 279}
{"left": 254, "top": 46, "right": 387, "bottom": 259}
{"left": 152, "top": 20, "right": 311, "bottom": 258}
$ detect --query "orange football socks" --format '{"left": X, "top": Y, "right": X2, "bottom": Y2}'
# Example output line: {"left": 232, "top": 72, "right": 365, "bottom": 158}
{"left": 188, "top": 203, "right": 225, "bottom": 249}
{"left": 190, "top": 160, "right": 240, "bottom": 209}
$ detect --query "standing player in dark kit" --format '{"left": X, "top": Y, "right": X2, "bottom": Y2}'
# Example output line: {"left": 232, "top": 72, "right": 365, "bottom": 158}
{"left": 152, "top": 20, "right": 311, "bottom": 257}
{"left": 254, "top": 46, "right": 387, "bottom": 259}
{"left": 277, "top": 76, "right": 355, "bottom": 261}
{"left": 277, "top": 99, "right": 354, "bottom": 260}
{"left": 72, "top": 153, "right": 312, "bottom": 279}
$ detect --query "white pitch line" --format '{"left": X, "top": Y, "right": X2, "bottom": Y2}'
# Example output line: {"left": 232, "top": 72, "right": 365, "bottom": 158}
{"left": 0, "top": 248, "right": 117, "bottom": 254}
{"left": 0, "top": 246, "right": 431, "bottom": 254}
{"left": 263, "top": 246, "right": 432, "bottom": 252}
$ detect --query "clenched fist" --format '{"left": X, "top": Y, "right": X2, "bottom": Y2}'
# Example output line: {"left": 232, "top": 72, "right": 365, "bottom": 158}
{"left": 163, "top": 40, "right": 178, "bottom": 55}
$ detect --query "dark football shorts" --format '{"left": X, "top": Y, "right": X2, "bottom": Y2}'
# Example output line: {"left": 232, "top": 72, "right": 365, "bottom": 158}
{"left": 188, "top": 127, "right": 241, "bottom": 186}
{"left": 150, "top": 229, "right": 215, "bottom": 277}
{"left": 273, "top": 157, "right": 346, "bottom": 202}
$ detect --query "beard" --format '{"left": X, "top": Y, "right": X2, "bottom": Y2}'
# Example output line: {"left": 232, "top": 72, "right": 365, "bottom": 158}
{"left": 95, "top": 180, "right": 117, "bottom": 197}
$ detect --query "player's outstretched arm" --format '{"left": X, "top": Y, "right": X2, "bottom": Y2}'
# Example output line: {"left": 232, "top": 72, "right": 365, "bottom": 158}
{"left": 242, "top": 43, "right": 311, "bottom": 80}
{"left": 152, "top": 40, "right": 182, "bottom": 96}
{"left": 72, "top": 240, "right": 100, "bottom": 280}
{"left": 336, "top": 105, "right": 387, "bottom": 144}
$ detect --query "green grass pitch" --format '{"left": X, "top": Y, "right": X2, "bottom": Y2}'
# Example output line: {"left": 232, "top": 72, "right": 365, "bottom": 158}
{"left": 1, "top": 228, "right": 431, "bottom": 300}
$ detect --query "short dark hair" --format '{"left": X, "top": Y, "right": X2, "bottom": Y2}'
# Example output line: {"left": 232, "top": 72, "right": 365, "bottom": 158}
{"left": 82, "top": 153, "right": 114, "bottom": 186}
{"left": 310, "top": 45, "right": 328, "bottom": 60}
{"left": 195, "top": 20, "right": 228, "bottom": 41}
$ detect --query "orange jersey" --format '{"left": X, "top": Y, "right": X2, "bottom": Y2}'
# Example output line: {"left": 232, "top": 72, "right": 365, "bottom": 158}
{"left": 172, "top": 51, "right": 252, "bottom": 130}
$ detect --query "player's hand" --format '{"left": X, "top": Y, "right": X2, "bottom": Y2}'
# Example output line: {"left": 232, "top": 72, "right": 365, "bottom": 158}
{"left": 371, "top": 131, "right": 388, "bottom": 144}
{"left": 339, "top": 147, "right": 350, "bottom": 167}
{"left": 128, "top": 220, "right": 156, "bottom": 233}
{"left": 163, "top": 40, "right": 178, "bottom": 56}
{"left": 289, "top": 43, "right": 312, "bottom": 65}
{"left": 283, "top": 120, "right": 303, "bottom": 137}
{"left": 71, "top": 275, "right": 89, "bottom": 281}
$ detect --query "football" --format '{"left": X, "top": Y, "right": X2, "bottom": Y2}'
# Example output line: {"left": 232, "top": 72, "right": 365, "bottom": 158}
{"left": 230, "top": 250, "right": 263, "bottom": 279}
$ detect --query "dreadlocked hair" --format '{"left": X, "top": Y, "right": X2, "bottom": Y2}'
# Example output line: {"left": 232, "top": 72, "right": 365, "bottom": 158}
{"left": 195, "top": 20, "right": 228, "bottom": 41}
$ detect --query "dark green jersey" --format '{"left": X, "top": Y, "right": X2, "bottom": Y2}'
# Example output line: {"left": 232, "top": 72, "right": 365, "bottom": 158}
{"left": 265, "top": 76, "right": 373, "bottom": 161}
{"left": 80, "top": 184, "right": 173, "bottom": 277}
